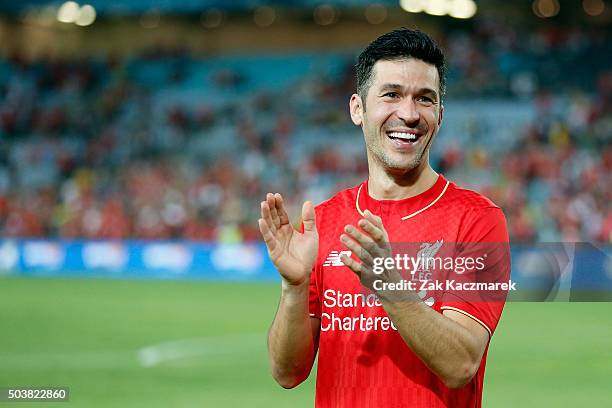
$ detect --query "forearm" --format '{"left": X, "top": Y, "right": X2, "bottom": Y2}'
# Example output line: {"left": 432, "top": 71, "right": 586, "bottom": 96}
{"left": 268, "top": 280, "right": 316, "bottom": 388}
{"left": 380, "top": 292, "right": 484, "bottom": 388}
{"left": 339, "top": 210, "right": 490, "bottom": 388}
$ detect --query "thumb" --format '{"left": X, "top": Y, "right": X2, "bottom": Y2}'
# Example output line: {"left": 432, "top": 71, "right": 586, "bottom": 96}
{"left": 302, "top": 201, "right": 317, "bottom": 233}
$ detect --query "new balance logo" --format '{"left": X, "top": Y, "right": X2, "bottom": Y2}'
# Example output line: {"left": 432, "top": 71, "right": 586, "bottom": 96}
{"left": 323, "top": 250, "right": 351, "bottom": 266}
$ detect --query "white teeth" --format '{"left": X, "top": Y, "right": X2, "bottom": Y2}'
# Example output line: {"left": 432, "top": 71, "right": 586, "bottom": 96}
{"left": 388, "top": 132, "right": 417, "bottom": 140}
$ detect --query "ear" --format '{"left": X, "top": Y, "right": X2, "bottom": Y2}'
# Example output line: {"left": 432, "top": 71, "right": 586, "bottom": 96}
{"left": 349, "top": 93, "right": 364, "bottom": 126}
{"left": 438, "top": 104, "right": 444, "bottom": 127}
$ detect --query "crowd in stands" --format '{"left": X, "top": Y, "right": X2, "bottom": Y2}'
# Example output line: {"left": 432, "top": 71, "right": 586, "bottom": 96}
{"left": 0, "top": 23, "right": 610, "bottom": 243}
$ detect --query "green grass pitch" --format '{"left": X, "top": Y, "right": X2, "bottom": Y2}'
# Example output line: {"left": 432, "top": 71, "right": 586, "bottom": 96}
{"left": 0, "top": 276, "right": 610, "bottom": 407}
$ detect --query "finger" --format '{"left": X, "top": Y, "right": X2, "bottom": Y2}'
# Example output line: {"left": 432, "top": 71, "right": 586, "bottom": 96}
{"left": 261, "top": 200, "right": 276, "bottom": 232}
{"left": 364, "top": 210, "right": 384, "bottom": 228}
{"left": 343, "top": 224, "right": 381, "bottom": 258}
{"left": 357, "top": 218, "right": 385, "bottom": 242}
{"left": 258, "top": 218, "right": 278, "bottom": 253}
{"left": 302, "top": 201, "right": 317, "bottom": 233}
{"left": 340, "top": 233, "right": 374, "bottom": 266}
{"left": 267, "top": 193, "right": 281, "bottom": 229}
{"left": 364, "top": 210, "right": 388, "bottom": 241}
{"left": 275, "top": 193, "right": 290, "bottom": 226}
{"left": 340, "top": 253, "right": 364, "bottom": 278}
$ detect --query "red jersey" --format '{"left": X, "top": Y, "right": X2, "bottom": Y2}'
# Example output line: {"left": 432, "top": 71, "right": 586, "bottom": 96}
{"left": 308, "top": 174, "right": 510, "bottom": 407}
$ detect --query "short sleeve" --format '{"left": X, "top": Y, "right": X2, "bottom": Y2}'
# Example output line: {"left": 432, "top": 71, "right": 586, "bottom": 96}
{"left": 439, "top": 207, "right": 511, "bottom": 337}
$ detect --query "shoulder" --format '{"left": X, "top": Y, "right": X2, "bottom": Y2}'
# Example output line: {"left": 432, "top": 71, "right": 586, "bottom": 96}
{"left": 443, "top": 180, "right": 508, "bottom": 242}
{"left": 444, "top": 181, "right": 501, "bottom": 212}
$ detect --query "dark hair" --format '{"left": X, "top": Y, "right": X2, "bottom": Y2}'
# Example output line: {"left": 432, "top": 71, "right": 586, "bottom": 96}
{"left": 355, "top": 28, "right": 446, "bottom": 106}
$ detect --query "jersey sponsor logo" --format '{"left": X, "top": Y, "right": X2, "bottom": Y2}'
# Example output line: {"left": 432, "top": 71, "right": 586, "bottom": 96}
{"left": 323, "top": 250, "right": 352, "bottom": 266}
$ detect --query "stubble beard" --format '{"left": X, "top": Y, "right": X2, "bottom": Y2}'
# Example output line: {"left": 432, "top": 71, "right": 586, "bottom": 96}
{"left": 366, "top": 132, "right": 430, "bottom": 175}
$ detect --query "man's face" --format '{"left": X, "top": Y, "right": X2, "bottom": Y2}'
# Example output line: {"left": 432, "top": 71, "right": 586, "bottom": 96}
{"left": 350, "top": 58, "right": 443, "bottom": 175}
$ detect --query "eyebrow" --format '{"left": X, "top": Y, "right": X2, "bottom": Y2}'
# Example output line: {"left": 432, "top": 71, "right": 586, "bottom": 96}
{"left": 378, "top": 83, "right": 439, "bottom": 99}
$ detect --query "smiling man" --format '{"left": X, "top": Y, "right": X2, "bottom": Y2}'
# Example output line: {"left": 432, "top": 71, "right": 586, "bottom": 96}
{"left": 259, "top": 28, "right": 510, "bottom": 407}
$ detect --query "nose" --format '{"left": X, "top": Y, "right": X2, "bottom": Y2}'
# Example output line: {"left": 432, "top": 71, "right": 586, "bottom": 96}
{"left": 396, "top": 98, "right": 420, "bottom": 125}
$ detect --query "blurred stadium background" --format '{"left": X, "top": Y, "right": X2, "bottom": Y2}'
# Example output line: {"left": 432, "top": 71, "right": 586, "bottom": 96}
{"left": 0, "top": 0, "right": 610, "bottom": 406}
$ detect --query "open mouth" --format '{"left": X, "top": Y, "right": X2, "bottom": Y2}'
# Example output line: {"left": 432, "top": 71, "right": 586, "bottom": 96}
{"left": 386, "top": 131, "right": 422, "bottom": 146}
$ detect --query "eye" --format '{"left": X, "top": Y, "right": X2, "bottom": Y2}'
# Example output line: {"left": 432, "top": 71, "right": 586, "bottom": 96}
{"left": 417, "top": 95, "right": 435, "bottom": 105}
{"left": 382, "top": 92, "right": 399, "bottom": 98}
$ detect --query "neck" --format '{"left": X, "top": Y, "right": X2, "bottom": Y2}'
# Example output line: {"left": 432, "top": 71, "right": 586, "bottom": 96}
{"left": 367, "top": 162, "right": 438, "bottom": 201}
